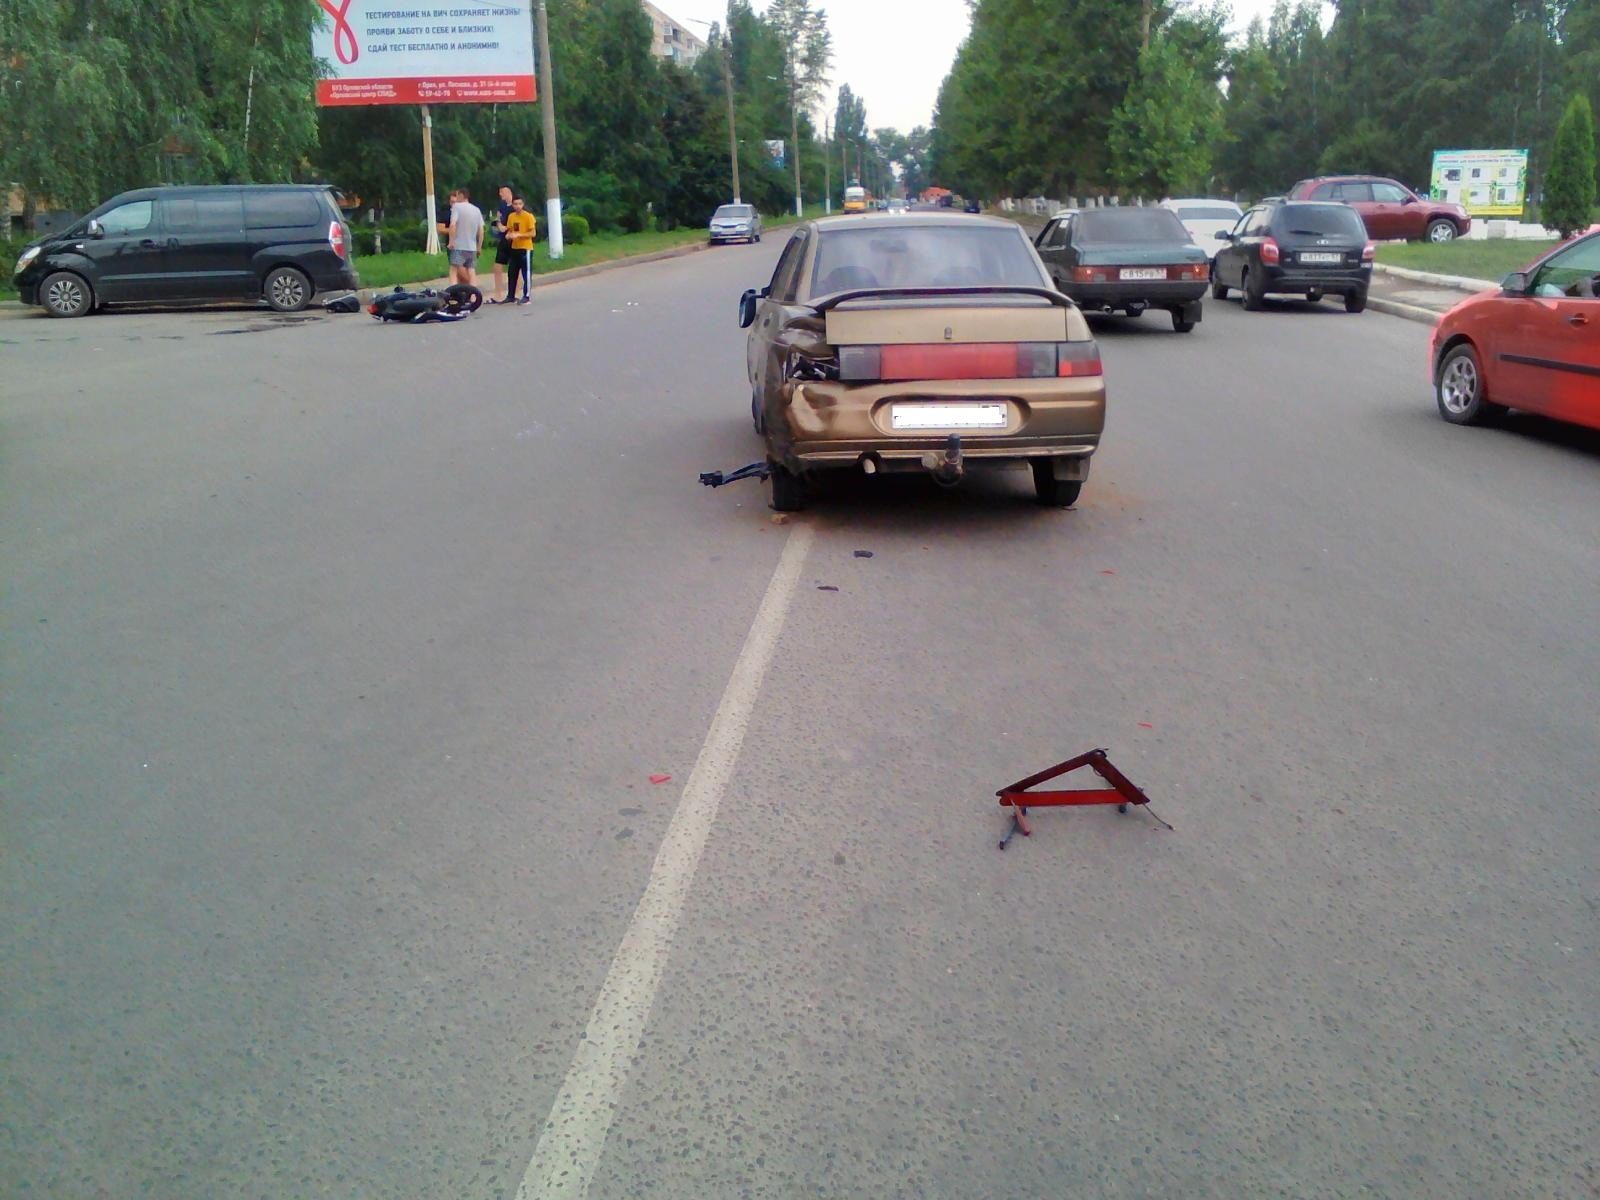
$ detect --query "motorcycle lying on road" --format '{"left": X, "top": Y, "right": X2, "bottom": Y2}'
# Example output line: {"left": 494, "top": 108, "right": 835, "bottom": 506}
{"left": 367, "top": 284, "right": 484, "bottom": 323}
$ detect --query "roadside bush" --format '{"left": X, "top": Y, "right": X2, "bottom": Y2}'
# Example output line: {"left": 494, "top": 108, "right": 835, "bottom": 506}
{"left": 562, "top": 213, "right": 590, "bottom": 245}
{"left": 1542, "top": 92, "right": 1598, "bottom": 238}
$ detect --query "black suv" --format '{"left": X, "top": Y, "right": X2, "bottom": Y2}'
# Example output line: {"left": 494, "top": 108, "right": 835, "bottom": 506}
{"left": 1210, "top": 200, "right": 1374, "bottom": 313}
{"left": 12, "top": 185, "right": 358, "bottom": 317}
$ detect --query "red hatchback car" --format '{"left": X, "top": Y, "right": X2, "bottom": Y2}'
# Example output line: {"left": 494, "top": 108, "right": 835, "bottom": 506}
{"left": 1431, "top": 231, "right": 1600, "bottom": 431}
{"left": 1289, "top": 176, "right": 1471, "bottom": 242}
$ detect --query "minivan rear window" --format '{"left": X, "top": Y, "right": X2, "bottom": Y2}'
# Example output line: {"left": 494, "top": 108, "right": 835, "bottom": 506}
{"left": 1074, "top": 207, "right": 1189, "bottom": 243}
{"left": 244, "top": 191, "right": 322, "bottom": 228}
{"left": 1275, "top": 204, "right": 1367, "bottom": 238}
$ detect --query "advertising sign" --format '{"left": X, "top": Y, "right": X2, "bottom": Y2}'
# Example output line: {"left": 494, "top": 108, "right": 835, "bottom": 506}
{"left": 1429, "top": 149, "right": 1529, "bottom": 217}
{"left": 764, "top": 139, "right": 786, "bottom": 169}
{"left": 313, "top": 1, "right": 536, "bottom": 106}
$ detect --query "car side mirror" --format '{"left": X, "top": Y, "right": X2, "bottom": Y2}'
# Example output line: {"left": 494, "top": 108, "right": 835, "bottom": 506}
{"left": 1215, "top": 230, "right": 1234, "bottom": 241}
{"left": 1402, "top": 195, "right": 1417, "bottom": 205}
{"left": 1500, "top": 271, "right": 1530, "bottom": 297}
{"left": 738, "top": 288, "right": 760, "bottom": 328}
{"left": 86, "top": 219, "right": 105, "bottom": 239}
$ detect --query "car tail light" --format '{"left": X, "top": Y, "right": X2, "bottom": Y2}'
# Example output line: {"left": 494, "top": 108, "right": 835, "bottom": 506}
{"left": 1171, "top": 263, "right": 1209, "bottom": 281}
{"left": 1056, "top": 340, "right": 1103, "bottom": 378}
{"left": 836, "top": 342, "right": 1102, "bottom": 382}
{"left": 1072, "top": 266, "right": 1109, "bottom": 283}
{"left": 1260, "top": 237, "right": 1281, "bottom": 265}
{"left": 1362, "top": 241, "right": 1376, "bottom": 262}
{"left": 329, "top": 220, "right": 347, "bottom": 260}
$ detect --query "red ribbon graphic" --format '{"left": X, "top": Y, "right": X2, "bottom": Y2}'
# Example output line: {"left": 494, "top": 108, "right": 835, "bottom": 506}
{"left": 317, "top": 0, "right": 360, "bottom": 65}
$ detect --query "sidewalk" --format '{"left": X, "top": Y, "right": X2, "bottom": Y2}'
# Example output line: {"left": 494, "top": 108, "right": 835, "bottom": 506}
{"left": 1366, "top": 264, "right": 1495, "bottom": 326}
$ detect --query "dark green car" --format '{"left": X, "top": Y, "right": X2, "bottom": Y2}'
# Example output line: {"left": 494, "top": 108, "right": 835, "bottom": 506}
{"left": 1033, "top": 206, "right": 1210, "bottom": 332}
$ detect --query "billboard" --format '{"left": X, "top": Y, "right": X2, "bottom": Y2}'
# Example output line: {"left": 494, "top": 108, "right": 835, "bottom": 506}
{"left": 313, "top": 1, "right": 536, "bottom": 106}
{"left": 1430, "top": 149, "right": 1529, "bottom": 217}
{"left": 764, "top": 139, "right": 786, "bottom": 169}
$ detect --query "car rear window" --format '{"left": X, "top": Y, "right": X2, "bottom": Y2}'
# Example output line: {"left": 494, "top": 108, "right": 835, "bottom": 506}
{"left": 244, "top": 191, "right": 323, "bottom": 229}
{"left": 1174, "top": 205, "right": 1239, "bottom": 221}
{"left": 810, "top": 226, "right": 1043, "bottom": 294}
{"left": 1074, "top": 207, "right": 1190, "bottom": 243}
{"left": 1274, "top": 204, "right": 1367, "bottom": 238}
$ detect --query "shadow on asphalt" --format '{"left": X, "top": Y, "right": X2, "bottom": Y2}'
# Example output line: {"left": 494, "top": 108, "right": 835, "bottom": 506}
{"left": 1373, "top": 396, "right": 1600, "bottom": 460}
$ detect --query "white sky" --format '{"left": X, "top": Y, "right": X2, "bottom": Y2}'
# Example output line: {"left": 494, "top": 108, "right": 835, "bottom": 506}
{"left": 660, "top": 0, "right": 1319, "bottom": 135}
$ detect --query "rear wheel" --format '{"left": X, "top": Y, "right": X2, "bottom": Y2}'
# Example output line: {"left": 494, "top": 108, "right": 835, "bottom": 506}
{"left": 1435, "top": 343, "right": 1507, "bottom": 426}
{"left": 1032, "top": 461, "right": 1082, "bottom": 507}
{"left": 40, "top": 271, "right": 92, "bottom": 318}
{"left": 1344, "top": 287, "right": 1367, "bottom": 314}
{"left": 265, "top": 266, "right": 311, "bottom": 312}
{"left": 1242, "top": 268, "right": 1265, "bottom": 311}
{"left": 1210, "top": 270, "right": 1228, "bottom": 300}
{"left": 769, "top": 461, "right": 806, "bottom": 512}
{"left": 1426, "top": 219, "right": 1459, "bottom": 243}
{"left": 750, "top": 388, "right": 766, "bottom": 435}
{"left": 1170, "top": 308, "right": 1196, "bottom": 333}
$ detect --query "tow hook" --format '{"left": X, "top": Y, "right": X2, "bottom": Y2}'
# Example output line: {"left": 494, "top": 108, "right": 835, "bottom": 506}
{"left": 924, "top": 434, "right": 964, "bottom": 487}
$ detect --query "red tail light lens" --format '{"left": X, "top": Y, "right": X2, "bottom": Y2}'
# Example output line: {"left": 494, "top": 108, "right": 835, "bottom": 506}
{"left": 329, "top": 220, "right": 347, "bottom": 260}
{"left": 1072, "top": 266, "right": 1109, "bottom": 283}
{"left": 1362, "top": 241, "right": 1376, "bottom": 262}
{"left": 1260, "top": 237, "right": 1281, "bottom": 265}
{"left": 1057, "top": 340, "right": 1103, "bottom": 378}
{"left": 1171, "top": 263, "right": 1209, "bottom": 281}
{"left": 836, "top": 342, "right": 1103, "bottom": 382}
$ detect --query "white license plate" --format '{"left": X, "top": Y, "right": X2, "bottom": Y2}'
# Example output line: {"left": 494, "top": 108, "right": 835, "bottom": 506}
{"left": 1301, "top": 252, "right": 1343, "bottom": 264}
{"left": 891, "top": 403, "right": 1007, "bottom": 430}
{"left": 1119, "top": 267, "right": 1167, "bottom": 280}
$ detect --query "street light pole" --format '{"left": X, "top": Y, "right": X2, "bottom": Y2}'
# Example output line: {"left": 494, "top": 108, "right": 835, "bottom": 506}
{"left": 535, "top": 0, "right": 564, "bottom": 259}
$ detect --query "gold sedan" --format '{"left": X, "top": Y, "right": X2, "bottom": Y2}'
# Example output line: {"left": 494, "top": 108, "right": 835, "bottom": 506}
{"left": 739, "top": 213, "right": 1107, "bottom": 510}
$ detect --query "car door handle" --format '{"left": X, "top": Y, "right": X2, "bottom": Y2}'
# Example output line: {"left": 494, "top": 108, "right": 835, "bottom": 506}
{"left": 139, "top": 238, "right": 158, "bottom": 248}
{"left": 1569, "top": 313, "right": 1589, "bottom": 326}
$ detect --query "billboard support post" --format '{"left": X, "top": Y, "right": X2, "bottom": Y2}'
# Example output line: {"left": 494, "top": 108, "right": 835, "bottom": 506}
{"left": 421, "top": 105, "right": 439, "bottom": 256}
{"left": 536, "top": 0, "right": 563, "bottom": 260}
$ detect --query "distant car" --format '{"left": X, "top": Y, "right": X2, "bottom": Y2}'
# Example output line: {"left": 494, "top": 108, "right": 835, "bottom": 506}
{"left": 1288, "top": 175, "right": 1470, "bottom": 243}
{"left": 963, "top": 198, "right": 983, "bottom": 213}
{"left": 1211, "top": 199, "right": 1374, "bottom": 312}
{"left": 738, "top": 213, "right": 1106, "bottom": 510}
{"left": 1160, "top": 198, "right": 1243, "bottom": 246}
{"left": 1033, "top": 206, "right": 1209, "bottom": 331}
{"left": 1430, "top": 230, "right": 1600, "bottom": 430}
{"left": 887, "top": 198, "right": 906, "bottom": 214}
{"left": 11, "top": 184, "right": 357, "bottom": 317}
{"left": 709, "top": 203, "right": 762, "bottom": 245}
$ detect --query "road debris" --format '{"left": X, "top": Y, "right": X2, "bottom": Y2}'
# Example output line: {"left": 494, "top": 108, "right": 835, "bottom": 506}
{"left": 649, "top": 773, "right": 672, "bottom": 784}
{"left": 853, "top": 549, "right": 874, "bottom": 558}
{"left": 995, "top": 747, "right": 1172, "bottom": 849}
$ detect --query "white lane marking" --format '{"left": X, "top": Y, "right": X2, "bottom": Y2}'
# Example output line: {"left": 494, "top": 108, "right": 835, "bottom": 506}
{"left": 515, "top": 522, "right": 815, "bottom": 1199}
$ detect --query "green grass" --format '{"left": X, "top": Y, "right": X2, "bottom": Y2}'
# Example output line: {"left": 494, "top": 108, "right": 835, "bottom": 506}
{"left": 353, "top": 205, "right": 825, "bottom": 292}
{"left": 1375, "top": 238, "right": 1559, "bottom": 281}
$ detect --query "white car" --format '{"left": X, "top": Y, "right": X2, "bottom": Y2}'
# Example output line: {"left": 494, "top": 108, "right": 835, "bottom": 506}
{"left": 1160, "top": 198, "right": 1243, "bottom": 247}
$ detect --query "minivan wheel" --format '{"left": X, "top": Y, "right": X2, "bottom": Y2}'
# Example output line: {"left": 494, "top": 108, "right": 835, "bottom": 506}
{"left": 1426, "top": 219, "right": 1459, "bottom": 243}
{"left": 265, "top": 266, "right": 311, "bottom": 312}
{"left": 1031, "top": 460, "right": 1082, "bottom": 507}
{"left": 1435, "top": 343, "right": 1507, "bottom": 426}
{"left": 769, "top": 461, "right": 806, "bottom": 512}
{"left": 40, "top": 271, "right": 92, "bottom": 318}
{"left": 1242, "top": 268, "right": 1265, "bottom": 311}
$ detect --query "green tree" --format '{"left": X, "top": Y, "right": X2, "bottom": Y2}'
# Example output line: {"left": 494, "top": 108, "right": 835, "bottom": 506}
{"left": 767, "top": 0, "right": 832, "bottom": 213}
{"left": 1542, "top": 91, "right": 1598, "bottom": 235}
{"left": 1109, "top": 11, "right": 1226, "bottom": 195}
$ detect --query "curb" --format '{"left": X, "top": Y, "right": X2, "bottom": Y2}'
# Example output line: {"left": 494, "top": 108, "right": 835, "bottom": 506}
{"left": 398, "top": 238, "right": 715, "bottom": 294}
{"left": 1367, "top": 296, "right": 1441, "bottom": 326}
{"left": 1373, "top": 263, "right": 1496, "bottom": 292}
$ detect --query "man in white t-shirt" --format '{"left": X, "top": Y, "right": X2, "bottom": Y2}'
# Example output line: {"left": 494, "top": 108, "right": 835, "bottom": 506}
{"left": 444, "top": 188, "right": 485, "bottom": 286}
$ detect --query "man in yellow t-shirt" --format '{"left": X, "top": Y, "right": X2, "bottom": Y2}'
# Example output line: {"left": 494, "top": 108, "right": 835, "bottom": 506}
{"left": 503, "top": 196, "right": 537, "bottom": 305}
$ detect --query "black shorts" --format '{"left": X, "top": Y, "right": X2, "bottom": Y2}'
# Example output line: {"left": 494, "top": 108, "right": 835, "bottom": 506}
{"left": 494, "top": 240, "right": 513, "bottom": 266}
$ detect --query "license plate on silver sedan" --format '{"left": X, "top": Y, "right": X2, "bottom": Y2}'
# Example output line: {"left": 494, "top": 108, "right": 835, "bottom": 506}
{"left": 891, "top": 403, "right": 1007, "bottom": 430}
{"left": 1119, "top": 267, "right": 1166, "bottom": 280}
{"left": 1300, "top": 252, "right": 1343, "bottom": 264}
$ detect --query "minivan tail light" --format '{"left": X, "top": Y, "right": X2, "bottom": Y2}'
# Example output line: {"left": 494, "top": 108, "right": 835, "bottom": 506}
{"left": 1260, "top": 237, "right": 1281, "bottom": 265}
{"left": 329, "top": 220, "right": 347, "bottom": 260}
{"left": 1362, "top": 241, "right": 1376, "bottom": 262}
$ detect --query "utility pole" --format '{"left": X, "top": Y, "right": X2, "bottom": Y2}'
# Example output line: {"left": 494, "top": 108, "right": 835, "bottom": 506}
{"left": 535, "top": 0, "right": 564, "bottom": 258}
{"left": 787, "top": 43, "right": 802, "bottom": 216}
{"left": 823, "top": 116, "right": 831, "bottom": 213}
{"left": 421, "top": 105, "right": 439, "bottom": 255}
{"left": 721, "top": 39, "right": 741, "bottom": 203}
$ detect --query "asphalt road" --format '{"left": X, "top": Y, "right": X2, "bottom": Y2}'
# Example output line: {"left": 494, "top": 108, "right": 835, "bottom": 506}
{"left": 3, "top": 240, "right": 1597, "bottom": 1200}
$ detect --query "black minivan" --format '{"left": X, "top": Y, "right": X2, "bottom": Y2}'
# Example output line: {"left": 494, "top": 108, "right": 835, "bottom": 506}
{"left": 1210, "top": 200, "right": 1374, "bottom": 313}
{"left": 12, "top": 185, "right": 358, "bottom": 317}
